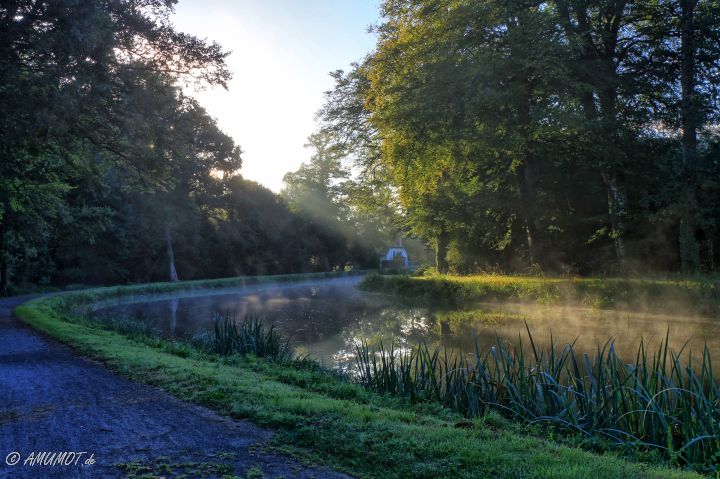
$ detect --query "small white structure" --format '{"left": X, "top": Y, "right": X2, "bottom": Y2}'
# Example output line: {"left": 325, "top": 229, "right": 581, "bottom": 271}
{"left": 380, "top": 240, "right": 409, "bottom": 269}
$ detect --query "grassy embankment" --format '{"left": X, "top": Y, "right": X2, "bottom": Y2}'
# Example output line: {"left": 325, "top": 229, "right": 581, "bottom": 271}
{"left": 14, "top": 272, "right": 709, "bottom": 479}
{"left": 359, "top": 273, "right": 720, "bottom": 315}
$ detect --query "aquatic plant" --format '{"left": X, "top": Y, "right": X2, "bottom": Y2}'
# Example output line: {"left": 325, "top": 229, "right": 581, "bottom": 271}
{"left": 354, "top": 325, "right": 720, "bottom": 473}
{"left": 82, "top": 308, "right": 162, "bottom": 339}
{"left": 195, "top": 312, "right": 293, "bottom": 361}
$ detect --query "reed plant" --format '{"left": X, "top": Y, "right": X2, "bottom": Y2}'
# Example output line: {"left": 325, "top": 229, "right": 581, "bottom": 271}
{"left": 195, "top": 312, "right": 293, "bottom": 361}
{"left": 354, "top": 325, "right": 719, "bottom": 472}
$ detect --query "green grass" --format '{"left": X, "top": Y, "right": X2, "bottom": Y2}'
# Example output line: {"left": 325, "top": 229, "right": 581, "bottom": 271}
{"left": 13, "top": 274, "right": 710, "bottom": 479}
{"left": 359, "top": 274, "right": 720, "bottom": 315}
{"left": 117, "top": 457, "right": 240, "bottom": 479}
{"left": 52, "top": 270, "right": 361, "bottom": 313}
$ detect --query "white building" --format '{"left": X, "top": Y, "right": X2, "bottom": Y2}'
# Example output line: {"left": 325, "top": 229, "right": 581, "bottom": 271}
{"left": 380, "top": 244, "right": 409, "bottom": 269}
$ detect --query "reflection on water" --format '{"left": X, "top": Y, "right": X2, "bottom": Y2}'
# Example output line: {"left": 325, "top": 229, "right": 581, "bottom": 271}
{"left": 93, "top": 276, "right": 720, "bottom": 371}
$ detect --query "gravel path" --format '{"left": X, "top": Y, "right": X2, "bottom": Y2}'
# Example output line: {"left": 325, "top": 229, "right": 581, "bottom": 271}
{"left": 0, "top": 295, "right": 350, "bottom": 479}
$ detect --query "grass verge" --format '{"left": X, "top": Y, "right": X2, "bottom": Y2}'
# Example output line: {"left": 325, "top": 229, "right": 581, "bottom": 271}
{"left": 14, "top": 274, "right": 708, "bottom": 479}
{"left": 359, "top": 274, "right": 720, "bottom": 315}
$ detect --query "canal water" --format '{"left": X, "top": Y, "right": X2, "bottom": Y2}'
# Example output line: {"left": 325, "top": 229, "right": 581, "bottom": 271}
{"left": 92, "top": 276, "right": 720, "bottom": 369}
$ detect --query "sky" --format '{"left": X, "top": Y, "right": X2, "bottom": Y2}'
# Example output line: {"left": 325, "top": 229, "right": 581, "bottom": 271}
{"left": 171, "top": 1, "right": 379, "bottom": 192}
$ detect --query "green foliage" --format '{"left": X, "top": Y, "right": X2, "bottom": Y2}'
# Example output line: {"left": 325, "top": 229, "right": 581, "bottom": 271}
{"left": 316, "top": 0, "right": 720, "bottom": 275}
{"left": 282, "top": 131, "right": 349, "bottom": 224}
{"left": 0, "top": 1, "right": 374, "bottom": 294}
{"left": 0, "top": 0, "right": 232, "bottom": 292}
{"left": 281, "top": 131, "right": 385, "bottom": 269}
{"left": 314, "top": 66, "right": 405, "bottom": 254}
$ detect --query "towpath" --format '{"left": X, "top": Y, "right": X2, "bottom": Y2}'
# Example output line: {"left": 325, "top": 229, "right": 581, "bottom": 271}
{"left": 0, "top": 295, "right": 349, "bottom": 479}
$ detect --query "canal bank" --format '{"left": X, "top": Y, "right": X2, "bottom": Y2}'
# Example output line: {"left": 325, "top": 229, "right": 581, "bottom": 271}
{"left": 12, "top": 273, "right": 705, "bottom": 478}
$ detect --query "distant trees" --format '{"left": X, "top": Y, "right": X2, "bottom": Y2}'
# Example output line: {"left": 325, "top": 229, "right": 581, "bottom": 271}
{"left": 282, "top": 131, "right": 350, "bottom": 228}
{"left": 319, "top": 0, "right": 720, "bottom": 275}
{"left": 0, "top": 0, "right": 373, "bottom": 293}
{"left": 281, "top": 132, "right": 379, "bottom": 271}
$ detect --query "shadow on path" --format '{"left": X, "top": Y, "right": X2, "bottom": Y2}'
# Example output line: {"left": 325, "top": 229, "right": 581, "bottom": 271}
{"left": 0, "top": 295, "right": 350, "bottom": 479}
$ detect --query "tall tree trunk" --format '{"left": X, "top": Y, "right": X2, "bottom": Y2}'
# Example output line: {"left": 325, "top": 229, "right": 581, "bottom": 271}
{"left": 581, "top": 89, "right": 629, "bottom": 266}
{"left": 435, "top": 229, "right": 449, "bottom": 274}
{"left": 165, "top": 223, "right": 179, "bottom": 282}
{"left": 557, "top": 3, "right": 630, "bottom": 266}
{"left": 517, "top": 80, "right": 538, "bottom": 267}
{"left": 598, "top": 85, "right": 630, "bottom": 266}
{"left": 581, "top": 89, "right": 628, "bottom": 267}
{"left": 708, "top": 239, "right": 715, "bottom": 271}
{"left": 509, "top": 14, "right": 538, "bottom": 268}
{"left": 602, "top": 171, "right": 628, "bottom": 263}
{"left": 679, "top": 0, "right": 700, "bottom": 272}
{"left": 517, "top": 161, "right": 538, "bottom": 267}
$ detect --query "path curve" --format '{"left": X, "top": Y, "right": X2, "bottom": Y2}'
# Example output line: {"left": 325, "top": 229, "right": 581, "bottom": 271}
{"left": 0, "top": 294, "right": 350, "bottom": 479}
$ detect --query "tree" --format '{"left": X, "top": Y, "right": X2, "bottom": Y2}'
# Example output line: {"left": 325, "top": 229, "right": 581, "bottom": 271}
{"left": 364, "top": 0, "right": 574, "bottom": 272}
{"left": 318, "top": 65, "right": 403, "bottom": 253}
{"left": 338, "top": 0, "right": 720, "bottom": 274}
{"left": 282, "top": 131, "right": 350, "bottom": 228}
{"left": 0, "top": 0, "right": 231, "bottom": 291}
{"left": 643, "top": 0, "right": 720, "bottom": 271}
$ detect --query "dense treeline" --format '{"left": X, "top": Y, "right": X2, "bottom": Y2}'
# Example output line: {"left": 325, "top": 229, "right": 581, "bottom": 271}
{"left": 0, "top": 1, "right": 370, "bottom": 294}
{"left": 319, "top": 0, "right": 720, "bottom": 275}
{"left": 5, "top": 1, "right": 719, "bottom": 291}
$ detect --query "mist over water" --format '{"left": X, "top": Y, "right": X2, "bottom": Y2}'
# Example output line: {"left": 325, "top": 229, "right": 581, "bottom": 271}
{"left": 93, "top": 277, "right": 720, "bottom": 372}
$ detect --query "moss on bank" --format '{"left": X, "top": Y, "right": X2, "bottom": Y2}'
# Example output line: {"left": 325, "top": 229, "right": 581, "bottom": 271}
{"left": 14, "top": 274, "right": 706, "bottom": 479}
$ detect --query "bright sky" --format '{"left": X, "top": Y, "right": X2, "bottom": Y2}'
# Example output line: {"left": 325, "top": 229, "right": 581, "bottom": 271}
{"left": 172, "top": 1, "right": 379, "bottom": 192}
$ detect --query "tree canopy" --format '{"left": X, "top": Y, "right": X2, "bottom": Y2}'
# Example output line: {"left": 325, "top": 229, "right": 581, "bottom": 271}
{"left": 318, "top": 0, "right": 720, "bottom": 274}
{"left": 0, "top": 0, "right": 373, "bottom": 293}
{"left": 3, "top": 0, "right": 720, "bottom": 291}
